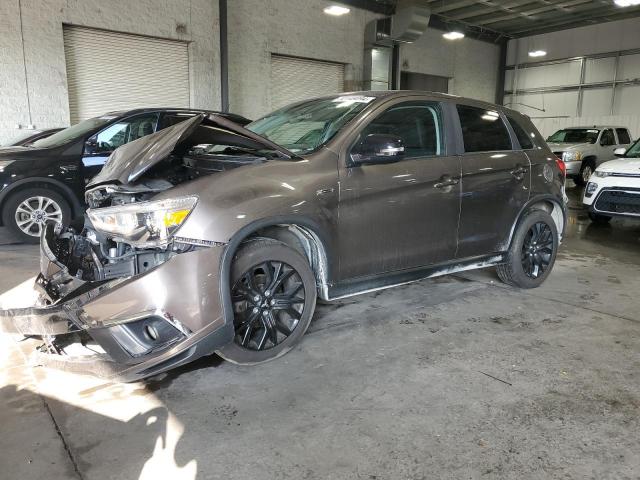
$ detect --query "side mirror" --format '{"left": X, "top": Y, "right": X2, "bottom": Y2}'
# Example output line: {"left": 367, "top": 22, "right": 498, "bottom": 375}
{"left": 614, "top": 147, "right": 627, "bottom": 157}
{"left": 351, "top": 134, "right": 405, "bottom": 165}
{"left": 84, "top": 136, "right": 98, "bottom": 155}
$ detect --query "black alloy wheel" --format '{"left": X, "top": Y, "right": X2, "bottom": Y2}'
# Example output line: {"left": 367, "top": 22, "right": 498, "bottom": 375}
{"left": 216, "top": 238, "right": 317, "bottom": 365}
{"left": 520, "top": 221, "right": 554, "bottom": 279}
{"left": 497, "top": 209, "right": 559, "bottom": 289}
{"left": 231, "top": 260, "right": 305, "bottom": 351}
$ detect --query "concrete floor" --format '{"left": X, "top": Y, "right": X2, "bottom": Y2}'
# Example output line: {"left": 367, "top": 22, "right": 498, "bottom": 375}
{"left": 1, "top": 185, "right": 639, "bottom": 480}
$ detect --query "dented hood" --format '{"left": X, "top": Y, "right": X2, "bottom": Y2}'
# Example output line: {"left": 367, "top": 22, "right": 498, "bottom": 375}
{"left": 88, "top": 114, "right": 296, "bottom": 187}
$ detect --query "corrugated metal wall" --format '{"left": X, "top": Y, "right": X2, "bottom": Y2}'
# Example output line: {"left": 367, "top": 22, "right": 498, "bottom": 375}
{"left": 63, "top": 26, "right": 190, "bottom": 123}
{"left": 270, "top": 55, "right": 344, "bottom": 111}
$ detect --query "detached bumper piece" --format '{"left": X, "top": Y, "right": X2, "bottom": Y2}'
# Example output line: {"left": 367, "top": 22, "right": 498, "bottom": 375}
{"left": 0, "top": 223, "right": 233, "bottom": 382}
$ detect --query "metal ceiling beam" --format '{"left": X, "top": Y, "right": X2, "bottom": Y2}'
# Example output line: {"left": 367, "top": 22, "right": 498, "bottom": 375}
{"left": 468, "top": 0, "right": 594, "bottom": 26}
{"left": 506, "top": 4, "right": 640, "bottom": 35}
{"left": 429, "top": 13, "right": 513, "bottom": 40}
{"left": 444, "top": 0, "right": 542, "bottom": 21}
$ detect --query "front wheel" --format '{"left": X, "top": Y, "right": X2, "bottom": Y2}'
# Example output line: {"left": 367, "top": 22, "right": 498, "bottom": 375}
{"left": 216, "top": 238, "right": 317, "bottom": 365}
{"left": 574, "top": 162, "right": 594, "bottom": 186}
{"left": 2, "top": 188, "right": 71, "bottom": 244}
{"left": 497, "top": 210, "right": 559, "bottom": 289}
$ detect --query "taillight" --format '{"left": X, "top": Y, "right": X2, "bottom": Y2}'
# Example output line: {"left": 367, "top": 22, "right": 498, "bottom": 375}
{"left": 555, "top": 157, "right": 566, "bottom": 178}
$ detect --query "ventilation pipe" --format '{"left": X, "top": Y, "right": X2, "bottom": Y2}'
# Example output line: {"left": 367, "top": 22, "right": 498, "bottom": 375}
{"left": 363, "top": 0, "right": 430, "bottom": 90}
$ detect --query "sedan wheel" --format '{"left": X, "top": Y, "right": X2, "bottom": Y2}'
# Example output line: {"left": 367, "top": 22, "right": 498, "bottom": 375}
{"left": 216, "top": 238, "right": 317, "bottom": 364}
{"left": 15, "top": 196, "right": 64, "bottom": 238}
{"left": 3, "top": 188, "right": 71, "bottom": 244}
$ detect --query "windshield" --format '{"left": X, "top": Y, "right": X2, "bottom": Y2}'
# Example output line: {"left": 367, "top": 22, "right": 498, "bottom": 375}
{"left": 625, "top": 138, "right": 640, "bottom": 158}
{"left": 247, "top": 95, "right": 375, "bottom": 154}
{"left": 31, "top": 115, "right": 116, "bottom": 148}
{"left": 547, "top": 128, "right": 599, "bottom": 144}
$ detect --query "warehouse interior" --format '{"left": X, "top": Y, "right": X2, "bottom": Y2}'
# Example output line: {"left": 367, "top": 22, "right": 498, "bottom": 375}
{"left": 1, "top": 1, "right": 640, "bottom": 479}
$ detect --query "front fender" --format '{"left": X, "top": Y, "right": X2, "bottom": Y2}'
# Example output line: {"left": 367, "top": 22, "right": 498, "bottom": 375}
{"left": 161, "top": 152, "right": 339, "bottom": 245}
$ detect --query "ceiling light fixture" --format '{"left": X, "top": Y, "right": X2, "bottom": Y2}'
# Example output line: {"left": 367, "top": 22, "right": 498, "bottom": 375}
{"left": 614, "top": 0, "right": 640, "bottom": 6}
{"left": 323, "top": 5, "right": 350, "bottom": 16}
{"left": 528, "top": 50, "right": 547, "bottom": 57}
{"left": 443, "top": 31, "right": 465, "bottom": 40}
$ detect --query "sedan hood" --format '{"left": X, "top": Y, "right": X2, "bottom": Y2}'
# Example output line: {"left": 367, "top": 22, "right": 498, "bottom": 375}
{"left": 88, "top": 114, "right": 296, "bottom": 187}
{"left": 597, "top": 157, "right": 640, "bottom": 174}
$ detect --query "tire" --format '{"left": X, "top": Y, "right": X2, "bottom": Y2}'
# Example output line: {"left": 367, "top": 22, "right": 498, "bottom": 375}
{"left": 574, "top": 160, "right": 595, "bottom": 186}
{"left": 588, "top": 211, "right": 612, "bottom": 224}
{"left": 216, "top": 238, "right": 317, "bottom": 365}
{"left": 2, "top": 187, "right": 71, "bottom": 244}
{"left": 497, "top": 210, "right": 559, "bottom": 289}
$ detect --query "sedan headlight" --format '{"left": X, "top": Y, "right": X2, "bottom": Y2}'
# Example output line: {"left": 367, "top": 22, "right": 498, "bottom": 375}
{"left": 88, "top": 196, "right": 197, "bottom": 247}
{"left": 593, "top": 170, "right": 610, "bottom": 178}
{"left": 0, "top": 160, "right": 15, "bottom": 173}
{"left": 562, "top": 151, "right": 583, "bottom": 162}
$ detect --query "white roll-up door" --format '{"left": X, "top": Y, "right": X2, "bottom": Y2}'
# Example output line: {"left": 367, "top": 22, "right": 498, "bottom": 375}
{"left": 63, "top": 26, "right": 190, "bottom": 124}
{"left": 270, "top": 55, "right": 345, "bottom": 111}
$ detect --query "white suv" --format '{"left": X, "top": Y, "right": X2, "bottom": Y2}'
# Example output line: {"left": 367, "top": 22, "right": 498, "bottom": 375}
{"left": 583, "top": 139, "right": 640, "bottom": 224}
{"left": 547, "top": 126, "right": 633, "bottom": 186}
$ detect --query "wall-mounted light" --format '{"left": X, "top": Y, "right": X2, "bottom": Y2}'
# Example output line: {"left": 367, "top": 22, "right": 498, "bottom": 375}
{"left": 443, "top": 31, "right": 465, "bottom": 40}
{"left": 528, "top": 50, "right": 547, "bottom": 58}
{"left": 323, "top": 5, "right": 350, "bottom": 16}
{"left": 614, "top": 0, "right": 640, "bottom": 6}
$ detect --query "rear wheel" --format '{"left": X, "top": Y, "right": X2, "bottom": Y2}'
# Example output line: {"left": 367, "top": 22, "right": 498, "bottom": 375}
{"left": 497, "top": 210, "right": 559, "bottom": 289}
{"left": 216, "top": 239, "right": 317, "bottom": 365}
{"left": 2, "top": 188, "right": 71, "bottom": 244}
{"left": 588, "top": 211, "right": 612, "bottom": 224}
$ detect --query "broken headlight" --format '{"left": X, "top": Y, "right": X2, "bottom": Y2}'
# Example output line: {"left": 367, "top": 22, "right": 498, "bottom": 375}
{"left": 87, "top": 196, "right": 197, "bottom": 247}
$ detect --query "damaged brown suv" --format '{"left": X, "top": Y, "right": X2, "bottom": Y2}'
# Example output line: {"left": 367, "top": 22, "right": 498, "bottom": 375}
{"left": 0, "top": 92, "right": 566, "bottom": 380}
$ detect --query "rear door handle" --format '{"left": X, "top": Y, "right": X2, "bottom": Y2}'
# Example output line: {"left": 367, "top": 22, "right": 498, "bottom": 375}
{"left": 510, "top": 166, "right": 528, "bottom": 179}
{"left": 434, "top": 177, "right": 460, "bottom": 189}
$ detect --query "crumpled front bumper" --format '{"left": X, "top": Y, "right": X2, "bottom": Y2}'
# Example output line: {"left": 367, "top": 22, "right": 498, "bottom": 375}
{"left": 0, "top": 225, "right": 234, "bottom": 381}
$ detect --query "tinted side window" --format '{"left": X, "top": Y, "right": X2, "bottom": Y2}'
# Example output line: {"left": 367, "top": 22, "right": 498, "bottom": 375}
{"left": 616, "top": 128, "right": 631, "bottom": 144}
{"left": 507, "top": 115, "right": 534, "bottom": 149}
{"left": 601, "top": 129, "right": 615, "bottom": 146}
{"left": 359, "top": 102, "right": 443, "bottom": 158}
{"left": 457, "top": 105, "right": 512, "bottom": 153}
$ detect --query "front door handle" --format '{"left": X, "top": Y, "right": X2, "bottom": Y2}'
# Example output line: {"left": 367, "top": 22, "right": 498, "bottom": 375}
{"left": 434, "top": 176, "right": 460, "bottom": 189}
{"left": 316, "top": 187, "right": 335, "bottom": 196}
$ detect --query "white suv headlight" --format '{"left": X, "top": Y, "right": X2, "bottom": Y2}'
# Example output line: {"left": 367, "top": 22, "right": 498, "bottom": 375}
{"left": 88, "top": 196, "right": 197, "bottom": 247}
{"left": 593, "top": 170, "right": 610, "bottom": 178}
{"left": 562, "top": 151, "right": 583, "bottom": 162}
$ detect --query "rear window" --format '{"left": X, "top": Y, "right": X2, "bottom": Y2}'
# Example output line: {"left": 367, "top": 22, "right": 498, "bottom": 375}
{"left": 616, "top": 128, "right": 631, "bottom": 145}
{"left": 457, "top": 105, "right": 512, "bottom": 153}
{"left": 507, "top": 115, "right": 534, "bottom": 150}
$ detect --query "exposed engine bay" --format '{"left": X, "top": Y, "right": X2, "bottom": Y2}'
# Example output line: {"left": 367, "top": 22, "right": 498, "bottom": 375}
{"left": 42, "top": 114, "right": 292, "bottom": 302}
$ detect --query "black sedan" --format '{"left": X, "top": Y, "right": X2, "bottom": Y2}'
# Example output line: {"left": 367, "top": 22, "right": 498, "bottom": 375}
{"left": 0, "top": 108, "right": 250, "bottom": 242}
{"left": 4, "top": 128, "right": 63, "bottom": 147}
